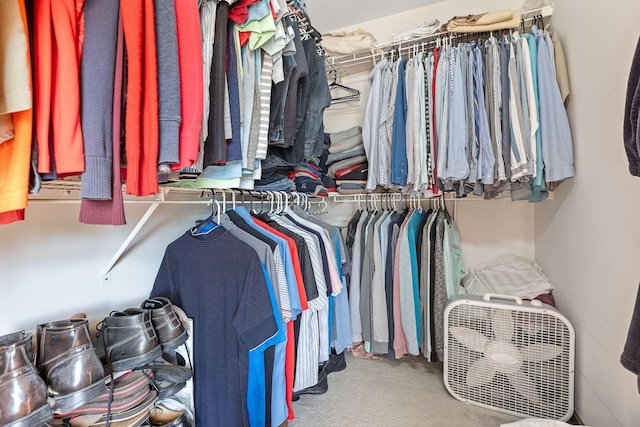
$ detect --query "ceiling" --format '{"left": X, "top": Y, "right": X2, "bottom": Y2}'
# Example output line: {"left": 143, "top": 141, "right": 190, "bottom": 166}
{"left": 304, "top": 0, "right": 443, "bottom": 33}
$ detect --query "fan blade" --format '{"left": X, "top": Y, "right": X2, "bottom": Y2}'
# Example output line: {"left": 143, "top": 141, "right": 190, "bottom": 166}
{"left": 492, "top": 309, "right": 515, "bottom": 342}
{"left": 520, "top": 343, "right": 563, "bottom": 363}
{"left": 466, "top": 358, "right": 497, "bottom": 387}
{"left": 449, "top": 327, "right": 488, "bottom": 353}
{"left": 507, "top": 371, "right": 541, "bottom": 404}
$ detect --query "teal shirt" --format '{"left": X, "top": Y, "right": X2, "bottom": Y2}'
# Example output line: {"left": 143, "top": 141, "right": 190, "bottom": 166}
{"left": 443, "top": 215, "right": 465, "bottom": 299}
{"left": 407, "top": 209, "right": 425, "bottom": 348}
{"left": 523, "top": 32, "right": 548, "bottom": 202}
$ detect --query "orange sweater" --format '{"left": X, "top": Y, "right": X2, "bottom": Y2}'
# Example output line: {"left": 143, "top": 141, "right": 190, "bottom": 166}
{"left": 121, "top": 0, "right": 159, "bottom": 196}
{"left": 0, "top": 0, "right": 32, "bottom": 224}
{"left": 34, "top": 0, "right": 85, "bottom": 175}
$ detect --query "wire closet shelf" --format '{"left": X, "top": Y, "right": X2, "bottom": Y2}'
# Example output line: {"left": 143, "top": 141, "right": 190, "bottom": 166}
{"left": 324, "top": 6, "right": 554, "bottom": 78}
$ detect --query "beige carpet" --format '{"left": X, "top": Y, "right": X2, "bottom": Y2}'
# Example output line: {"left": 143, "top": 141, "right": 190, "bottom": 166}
{"left": 290, "top": 352, "right": 523, "bottom": 427}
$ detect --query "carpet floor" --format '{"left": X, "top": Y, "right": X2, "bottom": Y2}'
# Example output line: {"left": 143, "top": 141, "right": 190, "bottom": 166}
{"left": 290, "top": 352, "right": 533, "bottom": 427}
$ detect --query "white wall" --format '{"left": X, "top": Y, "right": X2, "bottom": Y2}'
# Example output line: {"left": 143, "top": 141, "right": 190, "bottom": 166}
{"left": 0, "top": 200, "right": 212, "bottom": 333}
{"left": 534, "top": 1, "right": 640, "bottom": 426}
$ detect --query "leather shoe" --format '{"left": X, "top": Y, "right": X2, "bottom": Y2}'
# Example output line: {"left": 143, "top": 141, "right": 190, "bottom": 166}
{"left": 37, "top": 319, "right": 106, "bottom": 413}
{"left": 139, "top": 357, "right": 192, "bottom": 400}
{"left": 323, "top": 350, "right": 346, "bottom": 374}
{"left": 292, "top": 365, "right": 328, "bottom": 399}
{"left": 141, "top": 298, "right": 188, "bottom": 352}
{"left": 96, "top": 309, "right": 162, "bottom": 372}
{"left": 0, "top": 331, "right": 53, "bottom": 427}
{"left": 149, "top": 405, "right": 192, "bottom": 427}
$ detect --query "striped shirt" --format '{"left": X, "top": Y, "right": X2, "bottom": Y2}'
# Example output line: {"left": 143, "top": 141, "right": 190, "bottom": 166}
{"left": 255, "top": 52, "right": 272, "bottom": 160}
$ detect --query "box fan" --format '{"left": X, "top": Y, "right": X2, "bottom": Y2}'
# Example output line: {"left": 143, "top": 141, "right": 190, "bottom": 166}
{"left": 444, "top": 294, "right": 575, "bottom": 421}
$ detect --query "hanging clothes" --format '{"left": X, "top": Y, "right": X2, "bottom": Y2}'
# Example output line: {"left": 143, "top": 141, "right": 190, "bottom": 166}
{"left": 358, "top": 25, "right": 574, "bottom": 200}
{"left": 0, "top": 0, "right": 32, "bottom": 225}
{"left": 0, "top": 0, "right": 337, "bottom": 225}
{"left": 345, "top": 200, "right": 464, "bottom": 362}
{"left": 151, "top": 227, "right": 281, "bottom": 427}
{"left": 150, "top": 197, "right": 357, "bottom": 425}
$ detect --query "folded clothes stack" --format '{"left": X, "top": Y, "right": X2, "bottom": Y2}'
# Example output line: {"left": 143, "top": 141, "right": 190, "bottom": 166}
{"left": 254, "top": 171, "right": 296, "bottom": 192}
{"left": 289, "top": 163, "right": 334, "bottom": 197}
{"left": 440, "top": 9, "right": 521, "bottom": 33}
{"left": 325, "top": 126, "right": 369, "bottom": 194}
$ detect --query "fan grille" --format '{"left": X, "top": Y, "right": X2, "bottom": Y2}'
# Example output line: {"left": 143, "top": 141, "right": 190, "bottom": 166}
{"left": 444, "top": 299, "right": 574, "bottom": 421}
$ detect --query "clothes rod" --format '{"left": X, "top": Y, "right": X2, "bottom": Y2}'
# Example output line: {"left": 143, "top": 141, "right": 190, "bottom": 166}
{"left": 326, "top": 5, "right": 553, "bottom": 76}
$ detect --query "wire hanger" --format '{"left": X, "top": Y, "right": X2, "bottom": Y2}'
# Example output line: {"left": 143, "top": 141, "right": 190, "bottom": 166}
{"left": 328, "top": 69, "right": 360, "bottom": 104}
{"left": 191, "top": 195, "right": 221, "bottom": 236}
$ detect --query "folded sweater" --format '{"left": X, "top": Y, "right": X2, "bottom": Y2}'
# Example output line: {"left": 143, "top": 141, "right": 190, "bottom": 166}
{"left": 329, "top": 125, "right": 361, "bottom": 144}
{"left": 326, "top": 144, "right": 365, "bottom": 165}
{"left": 327, "top": 154, "right": 368, "bottom": 178}
{"left": 329, "top": 133, "right": 363, "bottom": 154}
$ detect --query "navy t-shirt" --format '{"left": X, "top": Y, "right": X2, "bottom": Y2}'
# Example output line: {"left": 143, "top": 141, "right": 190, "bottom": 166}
{"left": 151, "top": 227, "right": 278, "bottom": 427}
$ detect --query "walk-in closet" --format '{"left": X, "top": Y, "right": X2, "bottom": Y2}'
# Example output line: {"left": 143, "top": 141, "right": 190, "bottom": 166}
{"left": 1, "top": 0, "right": 640, "bottom": 426}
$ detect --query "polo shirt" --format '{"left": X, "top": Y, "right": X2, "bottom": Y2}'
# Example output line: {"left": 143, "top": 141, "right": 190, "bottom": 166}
{"left": 151, "top": 228, "right": 278, "bottom": 426}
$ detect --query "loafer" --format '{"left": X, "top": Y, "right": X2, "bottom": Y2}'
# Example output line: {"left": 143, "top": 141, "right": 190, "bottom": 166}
{"left": 149, "top": 405, "right": 192, "bottom": 427}
{"left": 292, "top": 366, "right": 328, "bottom": 399}
{"left": 323, "top": 351, "right": 346, "bottom": 374}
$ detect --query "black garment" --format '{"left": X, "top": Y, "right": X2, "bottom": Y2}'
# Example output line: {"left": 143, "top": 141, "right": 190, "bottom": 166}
{"left": 260, "top": 215, "right": 319, "bottom": 302}
{"left": 284, "top": 20, "right": 308, "bottom": 148}
{"left": 284, "top": 214, "right": 332, "bottom": 297}
{"left": 345, "top": 210, "right": 362, "bottom": 258}
{"left": 622, "top": 283, "right": 640, "bottom": 383}
{"left": 344, "top": 210, "right": 362, "bottom": 292}
{"left": 624, "top": 36, "right": 640, "bottom": 176}
{"left": 269, "top": 54, "right": 296, "bottom": 147}
{"left": 271, "top": 38, "right": 316, "bottom": 166}
{"left": 226, "top": 210, "right": 277, "bottom": 251}
{"left": 360, "top": 211, "right": 381, "bottom": 351}
{"left": 264, "top": 345, "right": 274, "bottom": 427}
{"left": 499, "top": 37, "right": 512, "bottom": 181}
{"left": 226, "top": 24, "right": 242, "bottom": 162}
{"left": 203, "top": 0, "right": 229, "bottom": 166}
{"left": 433, "top": 211, "right": 448, "bottom": 361}
{"left": 428, "top": 212, "right": 438, "bottom": 362}
{"left": 384, "top": 212, "right": 399, "bottom": 358}
{"left": 415, "top": 209, "right": 432, "bottom": 272}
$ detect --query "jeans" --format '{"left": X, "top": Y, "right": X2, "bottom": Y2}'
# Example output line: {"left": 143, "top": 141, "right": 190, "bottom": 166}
{"left": 302, "top": 45, "right": 331, "bottom": 164}
{"left": 269, "top": 54, "right": 296, "bottom": 146}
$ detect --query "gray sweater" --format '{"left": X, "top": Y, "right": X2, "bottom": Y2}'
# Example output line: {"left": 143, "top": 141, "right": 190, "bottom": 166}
{"left": 80, "top": 0, "right": 120, "bottom": 199}
{"left": 154, "top": 0, "right": 182, "bottom": 165}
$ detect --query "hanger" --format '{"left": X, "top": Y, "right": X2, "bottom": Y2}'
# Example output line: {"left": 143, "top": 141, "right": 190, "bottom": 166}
{"left": 191, "top": 195, "right": 221, "bottom": 236}
{"left": 329, "top": 69, "right": 360, "bottom": 104}
{"left": 316, "top": 198, "right": 328, "bottom": 215}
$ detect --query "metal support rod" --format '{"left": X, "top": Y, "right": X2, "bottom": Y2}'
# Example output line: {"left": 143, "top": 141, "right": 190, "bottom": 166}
{"left": 101, "top": 201, "right": 161, "bottom": 281}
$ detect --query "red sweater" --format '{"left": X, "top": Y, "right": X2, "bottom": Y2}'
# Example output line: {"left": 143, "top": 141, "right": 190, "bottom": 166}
{"left": 121, "top": 0, "right": 159, "bottom": 196}
{"left": 172, "top": 0, "right": 203, "bottom": 170}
